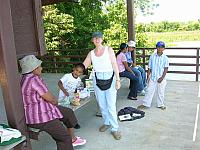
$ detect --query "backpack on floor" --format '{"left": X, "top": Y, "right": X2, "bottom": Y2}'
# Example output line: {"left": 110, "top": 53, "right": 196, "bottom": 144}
{"left": 117, "top": 107, "right": 145, "bottom": 122}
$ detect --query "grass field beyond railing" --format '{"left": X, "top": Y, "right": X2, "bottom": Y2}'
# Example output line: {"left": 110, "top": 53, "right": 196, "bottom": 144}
{"left": 146, "top": 30, "right": 200, "bottom": 46}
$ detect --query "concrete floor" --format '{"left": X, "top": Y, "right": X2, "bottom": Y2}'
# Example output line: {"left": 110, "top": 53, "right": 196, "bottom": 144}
{"left": 1, "top": 73, "right": 200, "bottom": 150}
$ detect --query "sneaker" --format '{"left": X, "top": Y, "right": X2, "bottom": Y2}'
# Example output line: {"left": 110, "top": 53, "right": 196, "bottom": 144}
{"left": 127, "top": 96, "right": 137, "bottom": 100}
{"left": 144, "top": 86, "right": 148, "bottom": 91}
{"left": 157, "top": 106, "right": 166, "bottom": 110}
{"left": 111, "top": 131, "right": 121, "bottom": 140}
{"left": 137, "top": 90, "right": 145, "bottom": 96}
{"left": 99, "top": 124, "right": 111, "bottom": 132}
{"left": 72, "top": 137, "right": 86, "bottom": 147}
{"left": 137, "top": 105, "right": 148, "bottom": 110}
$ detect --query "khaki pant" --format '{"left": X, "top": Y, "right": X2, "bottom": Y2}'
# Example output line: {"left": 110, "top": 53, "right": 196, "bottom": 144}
{"left": 142, "top": 79, "right": 167, "bottom": 107}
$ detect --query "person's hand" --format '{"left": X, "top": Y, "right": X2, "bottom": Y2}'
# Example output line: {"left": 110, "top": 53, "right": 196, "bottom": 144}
{"left": 157, "top": 77, "right": 163, "bottom": 83}
{"left": 115, "top": 80, "right": 121, "bottom": 90}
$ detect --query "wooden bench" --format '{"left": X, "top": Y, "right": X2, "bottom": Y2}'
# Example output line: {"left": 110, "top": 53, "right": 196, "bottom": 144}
{"left": 28, "top": 75, "right": 125, "bottom": 140}
{"left": 0, "top": 135, "right": 26, "bottom": 150}
{"left": 120, "top": 76, "right": 128, "bottom": 84}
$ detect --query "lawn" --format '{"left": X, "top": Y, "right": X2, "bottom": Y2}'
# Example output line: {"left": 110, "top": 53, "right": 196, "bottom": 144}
{"left": 146, "top": 30, "right": 200, "bottom": 46}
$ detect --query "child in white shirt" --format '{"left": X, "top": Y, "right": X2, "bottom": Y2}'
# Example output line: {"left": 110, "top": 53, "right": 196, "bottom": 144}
{"left": 58, "top": 63, "right": 85, "bottom": 101}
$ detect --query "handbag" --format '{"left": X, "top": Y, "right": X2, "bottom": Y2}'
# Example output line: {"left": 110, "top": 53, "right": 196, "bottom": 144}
{"left": 95, "top": 72, "right": 114, "bottom": 90}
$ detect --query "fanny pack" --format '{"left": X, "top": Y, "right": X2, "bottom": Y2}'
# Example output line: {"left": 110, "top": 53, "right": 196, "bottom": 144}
{"left": 95, "top": 72, "right": 114, "bottom": 91}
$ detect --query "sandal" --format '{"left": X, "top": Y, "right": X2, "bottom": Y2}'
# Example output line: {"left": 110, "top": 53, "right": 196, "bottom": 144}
{"left": 96, "top": 111, "right": 102, "bottom": 117}
{"left": 157, "top": 106, "right": 166, "bottom": 110}
{"left": 127, "top": 97, "right": 137, "bottom": 100}
{"left": 137, "top": 105, "right": 148, "bottom": 110}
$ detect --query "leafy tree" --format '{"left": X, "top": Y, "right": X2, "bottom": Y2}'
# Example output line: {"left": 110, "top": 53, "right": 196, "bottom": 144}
{"left": 43, "top": 5, "right": 74, "bottom": 50}
{"left": 135, "top": 0, "right": 159, "bottom": 16}
{"left": 56, "top": 0, "right": 109, "bottom": 49}
{"left": 103, "top": 0, "right": 128, "bottom": 48}
{"left": 43, "top": 0, "right": 159, "bottom": 50}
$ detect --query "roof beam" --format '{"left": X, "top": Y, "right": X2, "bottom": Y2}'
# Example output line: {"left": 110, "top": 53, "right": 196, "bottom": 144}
{"left": 42, "top": 0, "right": 79, "bottom": 6}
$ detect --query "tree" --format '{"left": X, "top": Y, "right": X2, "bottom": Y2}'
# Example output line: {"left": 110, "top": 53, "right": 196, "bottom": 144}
{"left": 43, "top": 0, "right": 158, "bottom": 50}
{"left": 56, "top": 0, "right": 109, "bottom": 49}
{"left": 43, "top": 5, "right": 74, "bottom": 50}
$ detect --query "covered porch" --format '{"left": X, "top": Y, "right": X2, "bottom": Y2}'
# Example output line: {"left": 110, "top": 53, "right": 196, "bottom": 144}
{"left": 24, "top": 74, "right": 200, "bottom": 150}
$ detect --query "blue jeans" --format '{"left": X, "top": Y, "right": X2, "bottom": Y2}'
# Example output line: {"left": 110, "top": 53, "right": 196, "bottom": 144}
{"left": 131, "top": 66, "right": 147, "bottom": 91}
{"left": 119, "top": 70, "right": 139, "bottom": 98}
{"left": 93, "top": 71, "right": 119, "bottom": 132}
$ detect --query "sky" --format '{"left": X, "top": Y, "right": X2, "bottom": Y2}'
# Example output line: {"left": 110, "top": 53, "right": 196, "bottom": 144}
{"left": 136, "top": 0, "right": 200, "bottom": 23}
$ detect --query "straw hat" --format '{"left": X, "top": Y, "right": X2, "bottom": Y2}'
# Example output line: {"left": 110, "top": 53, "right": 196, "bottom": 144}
{"left": 19, "top": 55, "right": 42, "bottom": 74}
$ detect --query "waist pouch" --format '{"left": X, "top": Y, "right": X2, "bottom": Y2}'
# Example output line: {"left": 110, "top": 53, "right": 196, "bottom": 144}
{"left": 95, "top": 72, "right": 114, "bottom": 91}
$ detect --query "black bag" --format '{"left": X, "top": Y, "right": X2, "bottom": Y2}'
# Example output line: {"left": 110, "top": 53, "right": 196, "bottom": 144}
{"left": 118, "top": 107, "right": 145, "bottom": 121}
{"left": 95, "top": 72, "right": 114, "bottom": 91}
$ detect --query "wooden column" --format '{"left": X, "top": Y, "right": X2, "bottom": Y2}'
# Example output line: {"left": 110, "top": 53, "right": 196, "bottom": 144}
{"left": 127, "top": 0, "right": 135, "bottom": 41}
{"left": 10, "top": 0, "right": 46, "bottom": 58}
{"left": 127, "top": 0, "right": 136, "bottom": 62}
{"left": 0, "top": 0, "right": 32, "bottom": 150}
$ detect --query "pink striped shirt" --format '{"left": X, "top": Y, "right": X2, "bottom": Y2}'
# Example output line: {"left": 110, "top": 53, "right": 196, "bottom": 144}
{"left": 21, "top": 73, "right": 63, "bottom": 124}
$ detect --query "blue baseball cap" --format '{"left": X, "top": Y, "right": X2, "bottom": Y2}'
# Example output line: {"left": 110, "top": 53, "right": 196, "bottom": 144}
{"left": 92, "top": 31, "right": 103, "bottom": 38}
{"left": 156, "top": 41, "right": 165, "bottom": 48}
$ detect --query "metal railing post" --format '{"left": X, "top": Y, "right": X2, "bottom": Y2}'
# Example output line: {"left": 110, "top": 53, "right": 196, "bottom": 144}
{"left": 196, "top": 48, "right": 199, "bottom": 81}
{"left": 142, "top": 48, "right": 146, "bottom": 70}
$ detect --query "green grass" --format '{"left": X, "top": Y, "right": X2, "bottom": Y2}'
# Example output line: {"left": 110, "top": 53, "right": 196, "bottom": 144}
{"left": 146, "top": 30, "right": 200, "bottom": 46}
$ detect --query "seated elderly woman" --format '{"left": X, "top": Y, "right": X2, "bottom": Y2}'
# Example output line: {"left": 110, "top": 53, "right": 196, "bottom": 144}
{"left": 19, "top": 55, "right": 86, "bottom": 149}
{"left": 116, "top": 43, "right": 139, "bottom": 100}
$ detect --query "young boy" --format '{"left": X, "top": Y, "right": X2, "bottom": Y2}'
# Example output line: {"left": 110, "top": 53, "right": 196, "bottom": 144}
{"left": 58, "top": 63, "right": 85, "bottom": 102}
{"left": 137, "top": 41, "right": 169, "bottom": 110}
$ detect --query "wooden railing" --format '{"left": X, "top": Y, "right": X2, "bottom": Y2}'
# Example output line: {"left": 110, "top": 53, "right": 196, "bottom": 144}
{"left": 39, "top": 47, "right": 200, "bottom": 81}
{"left": 136, "top": 47, "right": 200, "bottom": 81}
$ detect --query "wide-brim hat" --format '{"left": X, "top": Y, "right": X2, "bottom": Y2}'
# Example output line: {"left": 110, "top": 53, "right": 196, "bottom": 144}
{"left": 19, "top": 55, "right": 42, "bottom": 74}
